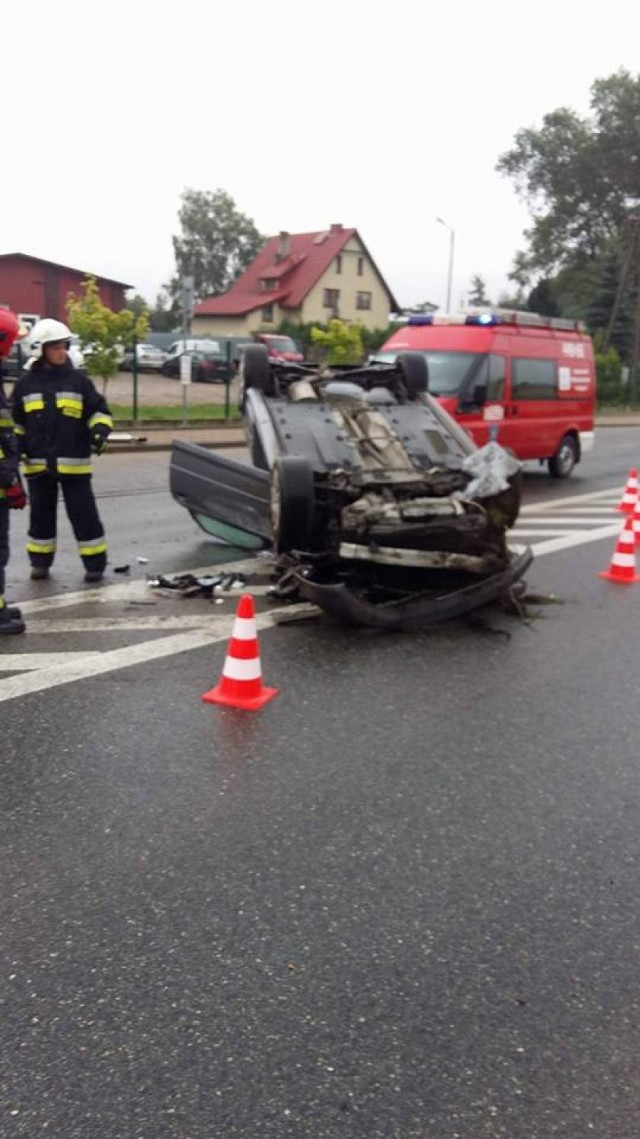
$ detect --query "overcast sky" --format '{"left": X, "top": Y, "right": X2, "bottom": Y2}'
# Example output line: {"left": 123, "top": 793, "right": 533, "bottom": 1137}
{"left": 3, "top": 0, "right": 639, "bottom": 314}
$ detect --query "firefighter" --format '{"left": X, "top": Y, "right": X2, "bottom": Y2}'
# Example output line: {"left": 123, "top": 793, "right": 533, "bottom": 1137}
{"left": 0, "top": 308, "right": 27, "bottom": 634}
{"left": 12, "top": 319, "right": 113, "bottom": 583}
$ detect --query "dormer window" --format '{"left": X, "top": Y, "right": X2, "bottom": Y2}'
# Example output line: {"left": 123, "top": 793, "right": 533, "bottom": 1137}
{"left": 261, "top": 277, "right": 278, "bottom": 291}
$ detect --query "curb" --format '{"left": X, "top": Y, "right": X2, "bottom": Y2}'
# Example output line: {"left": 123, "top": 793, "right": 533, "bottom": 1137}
{"left": 108, "top": 427, "right": 245, "bottom": 453}
{"left": 107, "top": 417, "right": 640, "bottom": 455}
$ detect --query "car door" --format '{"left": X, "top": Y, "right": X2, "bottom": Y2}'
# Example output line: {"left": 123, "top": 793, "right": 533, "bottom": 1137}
{"left": 170, "top": 441, "right": 272, "bottom": 546}
{"left": 506, "top": 356, "right": 561, "bottom": 459}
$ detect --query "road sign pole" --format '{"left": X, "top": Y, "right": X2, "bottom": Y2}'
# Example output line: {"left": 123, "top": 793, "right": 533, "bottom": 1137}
{"left": 180, "top": 352, "right": 192, "bottom": 427}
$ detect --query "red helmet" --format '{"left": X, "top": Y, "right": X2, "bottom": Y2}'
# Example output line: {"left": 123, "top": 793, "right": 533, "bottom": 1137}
{"left": 0, "top": 308, "right": 20, "bottom": 359}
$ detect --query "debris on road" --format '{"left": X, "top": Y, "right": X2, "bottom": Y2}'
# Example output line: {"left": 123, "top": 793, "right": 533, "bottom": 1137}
{"left": 147, "top": 571, "right": 247, "bottom": 599}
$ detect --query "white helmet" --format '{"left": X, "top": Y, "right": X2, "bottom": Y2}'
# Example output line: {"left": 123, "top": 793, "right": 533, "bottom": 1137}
{"left": 27, "top": 318, "right": 73, "bottom": 361}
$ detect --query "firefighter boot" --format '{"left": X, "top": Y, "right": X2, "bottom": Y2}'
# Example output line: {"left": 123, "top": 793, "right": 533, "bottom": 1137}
{"left": 0, "top": 604, "right": 26, "bottom": 635}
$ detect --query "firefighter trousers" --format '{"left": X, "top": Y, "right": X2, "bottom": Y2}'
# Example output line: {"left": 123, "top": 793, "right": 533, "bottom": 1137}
{"left": 27, "top": 473, "right": 107, "bottom": 572}
{"left": 0, "top": 501, "right": 8, "bottom": 603}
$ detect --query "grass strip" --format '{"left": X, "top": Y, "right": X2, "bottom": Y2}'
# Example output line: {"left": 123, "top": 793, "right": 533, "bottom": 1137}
{"left": 110, "top": 404, "right": 242, "bottom": 423}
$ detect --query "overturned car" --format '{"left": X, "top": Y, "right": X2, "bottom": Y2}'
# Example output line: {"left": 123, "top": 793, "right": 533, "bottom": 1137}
{"left": 169, "top": 346, "right": 532, "bottom": 629}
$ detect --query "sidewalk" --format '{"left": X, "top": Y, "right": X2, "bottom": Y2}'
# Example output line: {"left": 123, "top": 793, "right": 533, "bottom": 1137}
{"left": 109, "top": 422, "right": 245, "bottom": 452}
{"left": 109, "top": 414, "right": 640, "bottom": 453}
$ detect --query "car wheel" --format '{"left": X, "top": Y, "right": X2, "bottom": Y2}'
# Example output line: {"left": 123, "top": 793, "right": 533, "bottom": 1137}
{"left": 243, "top": 344, "right": 274, "bottom": 394}
{"left": 548, "top": 434, "right": 577, "bottom": 478}
{"left": 396, "top": 352, "right": 429, "bottom": 399}
{"left": 270, "top": 456, "right": 315, "bottom": 552}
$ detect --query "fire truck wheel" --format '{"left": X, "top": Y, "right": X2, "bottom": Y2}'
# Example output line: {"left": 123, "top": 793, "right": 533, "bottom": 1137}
{"left": 548, "top": 434, "right": 577, "bottom": 478}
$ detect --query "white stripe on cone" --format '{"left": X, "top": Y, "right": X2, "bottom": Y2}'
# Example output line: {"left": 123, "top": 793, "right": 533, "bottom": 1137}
{"left": 231, "top": 616, "right": 259, "bottom": 641}
{"left": 221, "top": 656, "right": 262, "bottom": 681}
{"left": 618, "top": 471, "right": 639, "bottom": 510}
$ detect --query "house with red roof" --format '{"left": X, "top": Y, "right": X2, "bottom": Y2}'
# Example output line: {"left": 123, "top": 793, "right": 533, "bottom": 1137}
{"left": 191, "top": 224, "right": 400, "bottom": 336}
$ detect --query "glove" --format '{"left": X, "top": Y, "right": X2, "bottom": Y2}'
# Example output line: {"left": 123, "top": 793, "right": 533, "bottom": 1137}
{"left": 92, "top": 430, "right": 108, "bottom": 455}
{"left": 6, "top": 479, "right": 27, "bottom": 509}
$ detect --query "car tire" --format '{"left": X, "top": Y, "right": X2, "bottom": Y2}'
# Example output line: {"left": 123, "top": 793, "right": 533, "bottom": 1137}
{"left": 548, "top": 434, "right": 577, "bottom": 478}
{"left": 243, "top": 344, "right": 274, "bottom": 394}
{"left": 270, "top": 456, "right": 315, "bottom": 552}
{"left": 396, "top": 352, "right": 429, "bottom": 399}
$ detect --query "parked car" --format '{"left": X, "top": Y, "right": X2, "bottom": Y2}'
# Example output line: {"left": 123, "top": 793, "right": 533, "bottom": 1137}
{"left": 3, "top": 334, "right": 84, "bottom": 378}
{"left": 162, "top": 349, "right": 234, "bottom": 383}
{"left": 252, "top": 332, "right": 304, "bottom": 363}
{"left": 170, "top": 345, "right": 532, "bottom": 630}
{"left": 2, "top": 340, "right": 29, "bottom": 380}
{"left": 162, "top": 339, "right": 238, "bottom": 383}
{"left": 164, "top": 338, "right": 220, "bottom": 363}
{"left": 121, "top": 343, "right": 167, "bottom": 372}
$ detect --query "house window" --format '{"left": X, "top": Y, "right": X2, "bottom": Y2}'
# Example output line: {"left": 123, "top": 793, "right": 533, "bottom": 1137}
{"left": 357, "top": 257, "right": 364, "bottom": 276}
{"left": 323, "top": 288, "right": 340, "bottom": 308}
{"left": 335, "top": 255, "right": 342, "bottom": 274}
{"left": 261, "top": 277, "right": 278, "bottom": 291}
{"left": 356, "top": 291, "right": 372, "bottom": 311}
{"left": 261, "top": 303, "right": 274, "bottom": 322}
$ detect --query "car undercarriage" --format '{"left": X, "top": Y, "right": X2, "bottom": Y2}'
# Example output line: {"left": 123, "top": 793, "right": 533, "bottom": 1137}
{"left": 169, "top": 347, "right": 532, "bottom": 629}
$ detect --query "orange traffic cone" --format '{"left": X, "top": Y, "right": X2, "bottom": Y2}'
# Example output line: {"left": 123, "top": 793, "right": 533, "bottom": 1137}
{"left": 633, "top": 496, "right": 640, "bottom": 545}
{"left": 598, "top": 518, "right": 640, "bottom": 584}
{"left": 616, "top": 468, "right": 639, "bottom": 513}
{"left": 202, "top": 593, "right": 279, "bottom": 710}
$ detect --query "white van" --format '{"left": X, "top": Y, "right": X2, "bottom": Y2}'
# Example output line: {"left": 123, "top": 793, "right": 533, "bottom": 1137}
{"left": 165, "top": 338, "right": 221, "bottom": 362}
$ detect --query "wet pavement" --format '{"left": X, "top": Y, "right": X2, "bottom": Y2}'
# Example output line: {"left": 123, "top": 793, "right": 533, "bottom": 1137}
{"left": 3, "top": 441, "right": 640, "bottom": 1137}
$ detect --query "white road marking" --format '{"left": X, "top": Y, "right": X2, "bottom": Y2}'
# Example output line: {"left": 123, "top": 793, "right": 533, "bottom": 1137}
{"left": 512, "top": 486, "right": 628, "bottom": 554}
{"left": 519, "top": 488, "right": 621, "bottom": 513}
{"left": 515, "top": 515, "right": 622, "bottom": 525}
{"left": 16, "top": 558, "right": 273, "bottom": 615}
{"left": 0, "top": 652, "right": 103, "bottom": 671}
{"left": 0, "top": 606, "right": 302, "bottom": 704}
{"left": 0, "top": 488, "right": 635, "bottom": 702}
{"left": 521, "top": 522, "right": 622, "bottom": 556}
{"left": 15, "top": 616, "right": 240, "bottom": 633}
{"left": 513, "top": 529, "right": 593, "bottom": 537}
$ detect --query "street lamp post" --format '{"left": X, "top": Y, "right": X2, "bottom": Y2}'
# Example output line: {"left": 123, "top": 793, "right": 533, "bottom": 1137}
{"left": 436, "top": 216, "right": 455, "bottom": 313}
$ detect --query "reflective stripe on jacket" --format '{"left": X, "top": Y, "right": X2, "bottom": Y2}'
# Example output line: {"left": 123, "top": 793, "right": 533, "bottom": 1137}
{"left": 11, "top": 360, "right": 113, "bottom": 478}
{"left": 0, "top": 378, "right": 18, "bottom": 499}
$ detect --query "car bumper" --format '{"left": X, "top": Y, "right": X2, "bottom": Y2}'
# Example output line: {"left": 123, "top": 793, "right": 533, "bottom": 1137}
{"left": 292, "top": 547, "right": 534, "bottom": 630}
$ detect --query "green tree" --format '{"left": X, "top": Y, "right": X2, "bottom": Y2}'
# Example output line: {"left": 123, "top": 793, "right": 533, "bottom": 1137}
{"left": 527, "top": 278, "right": 560, "bottom": 316}
{"left": 595, "top": 345, "right": 625, "bottom": 406}
{"left": 310, "top": 319, "right": 364, "bottom": 365}
{"left": 468, "top": 275, "right": 491, "bottom": 306}
{"left": 124, "top": 293, "right": 148, "bottom": 319}
{"left": 149, "top": 289, "right": 179, "bottom": 332}
{"left": 169, "top": 188, "right": 264, "bottom": 304}
{"left": 66, "top": 276, "right": 148, "bottom": 395}
{"left": 496, "top": 69, "right": 640, "bottom": 338}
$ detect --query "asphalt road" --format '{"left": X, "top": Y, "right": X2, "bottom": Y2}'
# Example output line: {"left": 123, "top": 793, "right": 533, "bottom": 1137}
{"left": 2, "top": 429, "right": 640, "bottom": 1138}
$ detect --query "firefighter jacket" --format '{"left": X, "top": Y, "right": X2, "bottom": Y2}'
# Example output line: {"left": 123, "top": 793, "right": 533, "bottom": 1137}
{"left": 12, "top": 360, "right": 113, "bottom": 477}
{"left": 0, "top": 372, "right": 19, "bottom": 499}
